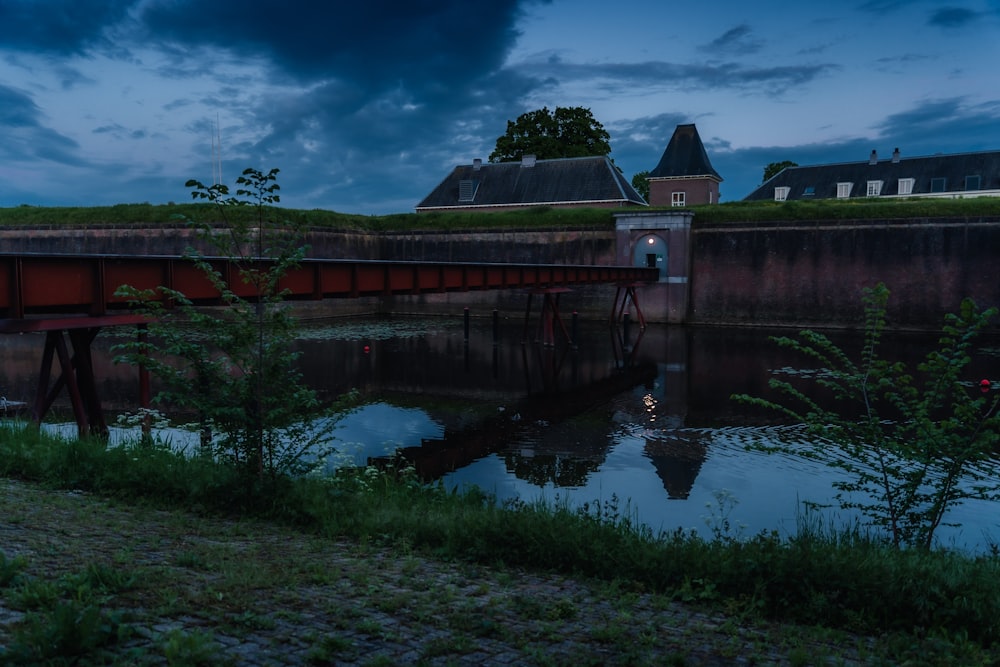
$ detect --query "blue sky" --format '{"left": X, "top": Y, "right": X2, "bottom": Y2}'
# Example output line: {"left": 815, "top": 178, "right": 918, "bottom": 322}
{"left": 1, "top": 0, "right": 998, "bottom": 213}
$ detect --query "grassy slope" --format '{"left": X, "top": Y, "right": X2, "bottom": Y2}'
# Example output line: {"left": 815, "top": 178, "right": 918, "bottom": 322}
{"left": 2, "top": 197, "right": 1000, "bottom": 231}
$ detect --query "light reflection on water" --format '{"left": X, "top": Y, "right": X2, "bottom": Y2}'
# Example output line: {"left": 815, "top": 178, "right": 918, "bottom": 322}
{"left": 19, "top": 315, "right": 1000, "bottom": 554}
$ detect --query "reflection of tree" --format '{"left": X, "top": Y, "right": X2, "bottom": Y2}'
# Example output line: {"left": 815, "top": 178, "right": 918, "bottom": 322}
{"left": 502, "top": 452, "right": 603, "bottom": 487}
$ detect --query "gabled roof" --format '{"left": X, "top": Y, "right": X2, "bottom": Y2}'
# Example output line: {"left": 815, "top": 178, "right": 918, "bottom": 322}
{"left": 416, "top": 155, "right": 647, "bottom": 211}
{"left": 649, "top": 123, "right": 722, "bottom": 181}
{"left": 744, "top": 149, "right": 1000, "bottom": 201}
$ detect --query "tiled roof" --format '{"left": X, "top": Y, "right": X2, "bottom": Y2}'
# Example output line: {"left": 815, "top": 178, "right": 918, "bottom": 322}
{"left": 744, "top": 149, "right": 1000, "bottom": 201}
{"left": 648, "top": 124, "right": 722, "bottom": 181}
{"left": 416, "top": 155, "right": 647, "bottom": 210}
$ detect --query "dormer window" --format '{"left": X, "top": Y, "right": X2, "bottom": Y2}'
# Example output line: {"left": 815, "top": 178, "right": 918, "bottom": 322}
{"left": 898, "top": 178, "right": 914, "bottom": 196}
{"left": 458, "top": 179, "right": 478, "bottom": 203}
{"left": 966, "top": 175, "right": 981, "bottom": 191}
{"left": 931, "top": 177, "right": 947, "bottom": 193}
{"left": 866, "top": 180, "right": 883, "bottom": 197}
{"left": 774, "top": 186, "right": 790, "bottom": 201}
{"left": 837, "top": 182, "right": 853, "bottom": 199}
{"left": 803, "top": 186, "right": 815, "bottom": 197}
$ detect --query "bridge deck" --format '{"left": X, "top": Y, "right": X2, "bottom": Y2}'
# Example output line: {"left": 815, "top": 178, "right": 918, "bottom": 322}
{"left": 0, "top": 253, "right": 658, "bottom": 320}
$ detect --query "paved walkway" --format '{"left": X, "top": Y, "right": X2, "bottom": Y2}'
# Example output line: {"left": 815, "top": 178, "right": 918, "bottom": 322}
{"left": 0, "top": 478, "right": 874, "bottom": 665}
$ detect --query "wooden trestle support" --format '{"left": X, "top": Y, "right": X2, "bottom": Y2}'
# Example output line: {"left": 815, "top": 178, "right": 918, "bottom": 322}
{"left": 1, "top": 315, "right": 150, "bottom": 439}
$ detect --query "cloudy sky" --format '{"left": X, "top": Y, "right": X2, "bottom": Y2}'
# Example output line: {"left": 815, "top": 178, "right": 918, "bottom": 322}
{"left": 2, "top": 0, "right": 998, "bottom": 213}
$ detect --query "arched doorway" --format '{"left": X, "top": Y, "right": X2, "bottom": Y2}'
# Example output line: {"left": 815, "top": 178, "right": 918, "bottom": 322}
{"left": 633, "top": 234, "right": 667, "bottom": 281}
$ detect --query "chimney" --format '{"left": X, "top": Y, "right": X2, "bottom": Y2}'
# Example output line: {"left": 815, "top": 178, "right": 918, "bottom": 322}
{"left": 891, "top": 148, "right": 900, "bottom": 163}
{"left": 521, "top": 154, "right": 536, "bottom": 168}
{"left": 869, "top": 150, "right": 878, "bottom": 165}
{"left": 473, "top": 158, "right": 482, "bottom": 171}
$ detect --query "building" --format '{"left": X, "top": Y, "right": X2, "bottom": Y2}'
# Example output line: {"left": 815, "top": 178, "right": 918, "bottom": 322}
{"left": 415, "top": 155, "right": 646, "bottom": 212}
{"left": 647, "top": 124, "right": 723, "bottom": 207}
{"left": 744, "top": 148, "right": 1000, "bottom": 202}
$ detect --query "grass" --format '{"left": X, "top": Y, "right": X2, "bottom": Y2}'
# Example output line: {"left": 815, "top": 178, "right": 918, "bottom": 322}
{"left": 1, "top": 422, "right": 999, "bottom": 664}
{"left": 2, "top": 196, "right": 998, "bottom": 231}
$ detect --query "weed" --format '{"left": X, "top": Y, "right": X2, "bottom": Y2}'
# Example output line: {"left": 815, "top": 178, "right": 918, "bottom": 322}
{"left": 161, "top": 628, "right": 223, "bottom": 666}
{"left": 0, "top": 551, "right": 27, "bottom": 587}
{"left": 5, "top": 599, "right": 128, "bottom": 664}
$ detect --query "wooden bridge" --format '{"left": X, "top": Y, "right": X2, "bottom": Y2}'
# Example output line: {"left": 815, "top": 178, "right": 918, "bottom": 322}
{"left": 0, "top": 252, "right": 658, "bottom": 436}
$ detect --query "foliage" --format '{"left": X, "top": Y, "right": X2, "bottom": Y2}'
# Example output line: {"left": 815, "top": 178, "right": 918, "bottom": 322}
{"left": 631, "top": 170, "right": 650, "bottom": 202}
{"left": 3, "top": 426, "right": 1000, "bottom": 655}
{"left": 114, "top": 168, "right": 345, "bottom": 481}
{"left": 689, "top": 195, "right": 1000, "bottom": 223}
{"left": 762, "top": 160, "right": 798, "bottom": 182}
{"left": 489, "top": 106, "right": 612, "bottom": 163}
{"left": 733, "top": 283, "right": 1000, "bottom": 549}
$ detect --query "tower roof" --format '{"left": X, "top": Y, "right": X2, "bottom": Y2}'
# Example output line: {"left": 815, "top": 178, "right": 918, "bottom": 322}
{"left": 649, "top": 124, "right": 722, "bottom": 181}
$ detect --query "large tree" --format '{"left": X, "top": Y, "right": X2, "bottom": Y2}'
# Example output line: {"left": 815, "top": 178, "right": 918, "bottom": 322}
{"left": 489, "top": 106, "right": 612, "bottom": 163}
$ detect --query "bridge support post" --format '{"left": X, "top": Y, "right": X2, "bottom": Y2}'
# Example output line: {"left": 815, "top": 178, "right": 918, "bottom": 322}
{"left": 1, "top": 315, "right": 149, "bottom": 440}
{"left": 522, "top": 288, "right": 572, "bottom": 347}
{"left": 34, "top": 327, "right": 108, "bottom": 439}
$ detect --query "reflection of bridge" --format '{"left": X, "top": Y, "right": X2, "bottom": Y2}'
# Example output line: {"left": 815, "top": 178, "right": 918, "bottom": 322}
{"left": 0, "top": 252, "right": 657, "bottom": 436}
{"left": 372, "top": 360, "right": 659, "bottom": 482}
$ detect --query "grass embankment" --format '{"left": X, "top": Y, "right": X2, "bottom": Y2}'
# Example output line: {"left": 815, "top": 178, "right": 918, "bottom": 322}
{"left": 2, "top": 197, "right": 999, "bottom": 231}
{"left": 1, "top": 423, "right": 999, "bottom": 664}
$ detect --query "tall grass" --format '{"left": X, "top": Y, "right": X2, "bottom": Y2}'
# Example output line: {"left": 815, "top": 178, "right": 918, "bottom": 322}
{"left": 2, "top": 422, "right": 1000, "bottom": 648}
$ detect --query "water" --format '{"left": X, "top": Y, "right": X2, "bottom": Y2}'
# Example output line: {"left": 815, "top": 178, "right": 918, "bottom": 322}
{"left": 4, "top": 314, "right": 1000, "bottom": 553}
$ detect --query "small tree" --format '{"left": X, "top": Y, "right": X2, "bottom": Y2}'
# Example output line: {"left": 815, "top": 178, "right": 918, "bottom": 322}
{"left": 762, "top": 160, "right": 797, "bottom": 182}
{"left": 116, "top": 168, "right": 343, "bottom": 481}
{"left": 489, "top": 106, "right": 612, "bottom": 163}
{"left": 631, "top": 170, "right": 650, "bottom": 202}
{"left": 734, "top": 284, "right": 1000, "bottom": 549}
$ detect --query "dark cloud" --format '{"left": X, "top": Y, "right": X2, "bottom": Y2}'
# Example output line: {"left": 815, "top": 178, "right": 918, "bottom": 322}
{"left": 0, "top": 84, "right": 82, "bottom": 164}
{"left": 513, "top": 59, "right": 837, "bottom": 97}
{"left": 928, "top": 7, "right": 979, "bottom": 27}
{"left": 699, "top": 24, "right": 764, "bottom": 55}
{"left": 0, "top": 0, "right": 134, "bottom": 55}
{"left": 139, "top": 1, "right": 540, "bottom": 88}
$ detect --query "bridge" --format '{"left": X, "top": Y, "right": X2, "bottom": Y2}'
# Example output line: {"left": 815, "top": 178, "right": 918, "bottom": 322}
{"left": 0, "top": 252, "right": 658, "bottom": 436}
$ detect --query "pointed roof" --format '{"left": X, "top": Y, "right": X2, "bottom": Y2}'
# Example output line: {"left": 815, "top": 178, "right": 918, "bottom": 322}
{"left": 649, "top": 124, "right": 722, "bottom": 181}
{"left": 416, "top": 155, "right": 647, "bottom": 211}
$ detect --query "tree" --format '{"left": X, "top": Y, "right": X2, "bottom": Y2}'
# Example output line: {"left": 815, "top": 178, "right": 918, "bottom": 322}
{"left": 734, "top": 284, "right": 1000, "bottom": 549}
{"left": 631, "top": 170, "right": 650, "bottom": 202}
{"left": 763, "top": 160, "right": 797, "bottom": 182}
{"left": 489, "top": 106, "right": 612, "bottom": 163}
{"left": 115, "top": 168, "right": 349, "bottom": 482}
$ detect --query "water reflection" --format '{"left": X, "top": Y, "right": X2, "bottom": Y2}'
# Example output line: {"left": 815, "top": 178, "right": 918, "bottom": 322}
{"left": 3, "top": 315, "right": 999, "bottom": 552}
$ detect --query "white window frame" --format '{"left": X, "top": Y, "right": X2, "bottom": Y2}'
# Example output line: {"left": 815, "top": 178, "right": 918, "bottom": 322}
{"left": 898, "top": 178, "right": 914, "bottom": 196}
{"left": 774, "top": 186, "right": 790, "bottom": 201}
{"left": 837, "top": 182, "right": 853, "bottom": 199}
{"left": 671, "top": 191, "right": 686, "bottom": 207}
{"left": 866, "top": 180, "right": 883, "bottom": 197}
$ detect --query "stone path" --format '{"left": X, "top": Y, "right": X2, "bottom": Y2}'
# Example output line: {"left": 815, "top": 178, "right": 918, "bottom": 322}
{"left": 0, "top": 478, "right": 875, "bottom": 665}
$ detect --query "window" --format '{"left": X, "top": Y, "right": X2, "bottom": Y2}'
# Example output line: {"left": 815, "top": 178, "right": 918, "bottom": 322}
{"left": 671, "top": 191, "right": 686, "bottom": 207}
{"left": 898, "top": 178, "right": 914, "bottom": 196}
{"left": 931, "top": 177, "right": 947, "bottom": 193}
{"left": 803, "top": 186, "right": 815, "bottom": 197}
{"left": 458, "top": 179, "right": 477, "bottom": 202}
{"left": 774, "top": 186, "right": 790, "bottom": 201}
{"left": 866, "top": 180, "right": 883, "bottom": 197}
{"left": 966, "top": 175, "right": 981, "bottom": 191}
{"left": 837, "top": 182, "right": 853, "bottom": 199}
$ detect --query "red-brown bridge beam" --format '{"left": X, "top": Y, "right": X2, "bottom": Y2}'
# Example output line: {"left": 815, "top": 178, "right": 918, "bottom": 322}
{"left": 0, "top": 254, "right": 658, "bottom": 318}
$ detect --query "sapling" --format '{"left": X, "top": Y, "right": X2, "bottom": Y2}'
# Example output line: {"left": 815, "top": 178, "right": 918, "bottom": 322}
{"left": 734, "top": 283, "right": 1000, "bottom": 549}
